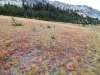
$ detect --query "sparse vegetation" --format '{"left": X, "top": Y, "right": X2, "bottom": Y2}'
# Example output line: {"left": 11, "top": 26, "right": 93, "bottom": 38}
{"left": 50, "top": 34, "right": 55, "bottom": 39}
{"left": 54, "top": 25, "right": 55, "bottom": 28}
{"left": 58, "top": 67, "right": 66, "bottom": 75}
{"left": 40, "top": 24, "right": 42, "bottom": 27}
{"left": 12, "top": 17, "right": 23, "bottom": 26}
{"left": 82, "top": 24, "right": 86, "bottom": 27}
{"left": 0, "top": 16, "right": 100, "bottom": 75}
{"left": 47, "top": 25, "right": 51, "bottom": 28}
{"left": 32, "top": 27, "right": 36, "bottom": 31}
{"left": 43, "top": 26, "right": 44, "bottom": 28}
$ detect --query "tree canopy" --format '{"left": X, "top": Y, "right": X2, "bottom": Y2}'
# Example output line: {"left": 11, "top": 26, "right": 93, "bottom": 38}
{"left": 0, "top": 2, "right": 100, "bottom": 25}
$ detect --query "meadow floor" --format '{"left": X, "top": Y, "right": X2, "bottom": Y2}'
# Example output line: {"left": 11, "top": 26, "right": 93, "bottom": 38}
{"left": 0, "top": 15, "right": 100, "bottom": 75}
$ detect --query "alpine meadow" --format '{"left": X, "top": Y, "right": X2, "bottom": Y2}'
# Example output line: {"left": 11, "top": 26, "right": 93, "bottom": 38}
{"left": 0, "top": 0, "right": 100, "bottom": 75}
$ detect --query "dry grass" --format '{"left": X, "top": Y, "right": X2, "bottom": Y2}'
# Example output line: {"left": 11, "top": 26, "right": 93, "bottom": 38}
{"left": 0, "top": 15, "right": 100, "bottom": 75}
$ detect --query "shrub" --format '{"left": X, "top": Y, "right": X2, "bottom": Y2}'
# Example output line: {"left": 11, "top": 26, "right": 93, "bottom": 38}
{"left": 32, "top": 27, "right": 36, "bottom": 31}
{"left": 82, "top": 24, "right": 86, "bottom": 27}
{"left": 50, "top": 35, "right": 55, "bottom": 39}
{"left": 47, "top": 25, "right": 51, "bottom": 28}
{"left": 54, "top": 25, "right": 55, "bottom": 28}
{"left": 12, "top": 17, "right": 23, "bottom": 26}
{"left": 40, "top": 24, "right": 42, "bottom": 27}
{"left": 58, "top": 67, "right": 66, "bottom": 75}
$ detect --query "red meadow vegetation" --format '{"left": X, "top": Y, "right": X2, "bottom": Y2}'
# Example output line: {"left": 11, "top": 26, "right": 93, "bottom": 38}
{"left": 0, "top": 15, "right": 100, "bottom": 75}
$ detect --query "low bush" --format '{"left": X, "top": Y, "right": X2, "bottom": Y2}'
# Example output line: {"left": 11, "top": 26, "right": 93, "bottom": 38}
{"left": 12, "top": 17, "right": 23, "bottom": 26}
{"left": 50, "top": 35, "right": 55, "bottom": 39}
{"left": 47, "top": 25, "right": 51, "bottom": 28}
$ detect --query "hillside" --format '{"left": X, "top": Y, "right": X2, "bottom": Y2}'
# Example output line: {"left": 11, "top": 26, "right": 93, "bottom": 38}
{"left": 0, "top": 15, "right": 100, "bottom": 75}
{"left": 49, "top": 1, "right": 100, "bottom": 20}
{"left": 0, "top": 3, "right": 100, "bottom": 25}
{"left": 0, "top": 0, "right": 100, "bottom": 20}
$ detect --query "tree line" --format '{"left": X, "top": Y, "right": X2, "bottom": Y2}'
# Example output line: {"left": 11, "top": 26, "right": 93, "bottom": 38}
{"left": 0, "top": 2, "right": 100, "bottom": 25}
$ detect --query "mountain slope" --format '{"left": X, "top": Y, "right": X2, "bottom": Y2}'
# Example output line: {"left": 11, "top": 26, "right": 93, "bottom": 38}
{"left": 49, "top": 1, "right": 100, "bottom": 20}
{"left": 0, "top": 0, "right": 22, "bottom": 7}
{"left": 23, "top": 0, "right": 100, "bottom": 20}
{"left": 0, "top": 0, "right": 100, "bottom": 20}
{"left": 23, "top": 0, "right": 49, "bottom": 4}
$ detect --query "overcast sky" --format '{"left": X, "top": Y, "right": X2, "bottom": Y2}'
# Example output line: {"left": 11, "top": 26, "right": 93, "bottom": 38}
{"left": 51, "top": 0, "right": 100, "bottom": 11}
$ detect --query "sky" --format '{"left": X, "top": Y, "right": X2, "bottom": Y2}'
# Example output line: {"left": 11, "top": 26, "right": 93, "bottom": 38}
{"left": 51, "top": 0, "right": 100, "bottom": 11}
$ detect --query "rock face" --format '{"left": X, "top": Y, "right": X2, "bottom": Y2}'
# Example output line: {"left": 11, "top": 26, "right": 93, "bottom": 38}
{"left": 0, "top": 0, "right": 100, "bottom": 20}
